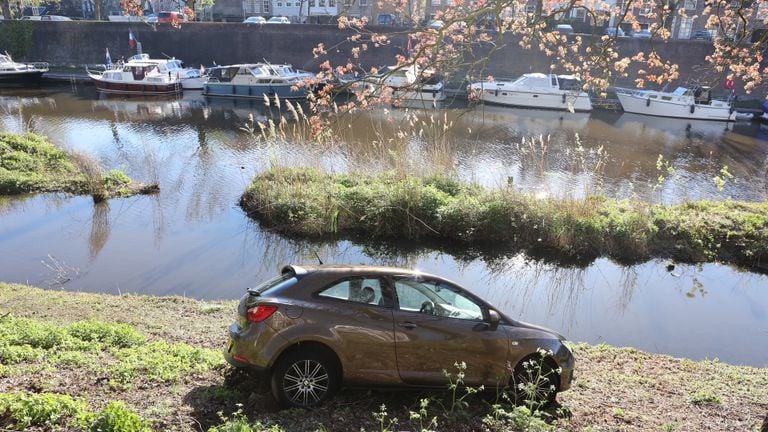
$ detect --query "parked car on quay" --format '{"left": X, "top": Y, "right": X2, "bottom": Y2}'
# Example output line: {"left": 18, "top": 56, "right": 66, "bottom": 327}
{"left": 690, "top": 30, "right": 712, "bottom": 40}
{"left": 604, "top": 26, "right": 626, "bottom": 37}
{"left": 427, "top": 19, "right": 444, "bottom": 29}
{"left": 243, "top": 16, "right": 266, "bottom": 24}
{"left": 41, "top": 15, "right": 72, "bottom": 20}
{"left": 266, "top": 16, "right": 290, "bottom": 24}
{"left": 225, "top": 265, "right": 575, "bottom": 408}
{"left": 157, "top": 11, "right": 186, "bottom": 23}
{"left": 554, "top": 24, "right": 574, "bottom": 34}
{"left": 631, "top": 29, "right": 652, "bottom": 39}
{"left": 377, "top": 13, "right": 398, "bottom": 26}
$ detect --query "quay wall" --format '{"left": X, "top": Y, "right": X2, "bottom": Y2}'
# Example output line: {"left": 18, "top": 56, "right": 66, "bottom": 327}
{"left": 4, "top": 21, "right": 717, "bottom": 87}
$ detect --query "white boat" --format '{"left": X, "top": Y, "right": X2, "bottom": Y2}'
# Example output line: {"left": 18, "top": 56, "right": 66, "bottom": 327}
{"left": 614, "top": 86, "right": 735, "bottom": 121}
{"left": 86, "top": 54, "right": 185, "bottom": 95}
{"left": 0, "top": 52, "right": 48, "bottom": 86}
{"left": 202, "top": 63, "right": 315, "bottom": 100}
{"left": 351, "top": 65, "right": 446, "bottom": 105}
{"left": 468, "top": 73, "right": 592, "bottom": 112}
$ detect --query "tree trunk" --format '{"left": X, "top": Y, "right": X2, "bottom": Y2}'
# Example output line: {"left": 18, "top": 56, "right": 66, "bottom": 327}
{"left": 1, "top": 0, "right": 12, "bottom": 19}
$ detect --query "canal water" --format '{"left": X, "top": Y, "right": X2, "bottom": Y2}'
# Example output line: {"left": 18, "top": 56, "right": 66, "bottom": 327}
{"left": 1, "top": 85, "right": 767, "bottom": 366}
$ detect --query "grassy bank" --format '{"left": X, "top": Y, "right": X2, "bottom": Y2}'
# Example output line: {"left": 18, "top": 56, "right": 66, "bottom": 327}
{"left": 0, "top": 132, "right": 158, "bottom": 201}
{"left": 240, "top": 167, "right": 768, "bottom": 270}
{"left": 1, "top": 283, "right": 766, "bottom": 431}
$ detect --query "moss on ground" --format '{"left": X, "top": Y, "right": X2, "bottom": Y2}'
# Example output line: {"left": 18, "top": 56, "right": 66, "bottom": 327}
{"left": 1, "top": 283, "right": 766, "bottom": 431}
{"left": 240, "top": 167, "right": 768, "bottom": 270}
{"left": 0, "top": 132, "right": 159, "bottom": 199}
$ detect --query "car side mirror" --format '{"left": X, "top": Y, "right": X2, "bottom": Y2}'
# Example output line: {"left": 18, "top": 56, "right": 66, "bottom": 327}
{"left": 487, "top": 310, "right": 500, "bottom": 330}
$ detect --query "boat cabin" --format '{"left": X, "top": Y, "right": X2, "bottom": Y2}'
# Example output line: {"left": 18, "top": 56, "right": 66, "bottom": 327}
{"left": 497, "top": 73, "right": 583, "bottom": 91}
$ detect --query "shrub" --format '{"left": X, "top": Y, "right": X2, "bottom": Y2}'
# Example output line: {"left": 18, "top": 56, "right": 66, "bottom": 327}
{"left": 0, "top": 392, "right": 89, "bottom": 429}
{"left": 89, "top": 401, "right": 151, "bottom": 432}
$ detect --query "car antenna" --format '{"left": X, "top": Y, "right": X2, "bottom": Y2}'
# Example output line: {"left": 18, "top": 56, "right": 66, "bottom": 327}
{"left": 313, "top": 250, "right": 324, "bottom": 265}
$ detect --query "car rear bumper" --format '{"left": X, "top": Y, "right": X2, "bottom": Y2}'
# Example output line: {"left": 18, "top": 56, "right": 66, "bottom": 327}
{"left": 224, "top": 322, "right": 268, "bottom": 371}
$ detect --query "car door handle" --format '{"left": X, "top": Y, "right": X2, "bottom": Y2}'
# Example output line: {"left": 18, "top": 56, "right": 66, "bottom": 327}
{"left": 398, "top": 321, "right": 417, "bottom": 329}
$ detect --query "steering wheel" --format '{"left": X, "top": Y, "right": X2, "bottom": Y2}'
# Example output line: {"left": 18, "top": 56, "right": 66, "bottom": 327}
{"left": 419, "top": 300, "right": 435, "bottom": 315}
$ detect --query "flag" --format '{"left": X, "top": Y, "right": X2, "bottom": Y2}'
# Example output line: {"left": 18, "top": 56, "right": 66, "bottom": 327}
{"left": 406, "top": 35, "right": 412, "bottom": 57}
{"left": 129, "top": 29, "right": 136, "bottom": 49}
{"left": 105, "top": 48, "right": 112, "bottom": 67}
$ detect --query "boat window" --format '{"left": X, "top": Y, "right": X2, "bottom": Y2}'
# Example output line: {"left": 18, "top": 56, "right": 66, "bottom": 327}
{"left": 211, "top": 67, "right": 238, "bottom": 82}
{"left": 661, "top": 96, "right": 672, "bottom": 101}
{"left": 558, "top": 77, "right": 582, "bottom": 90}
{"left": 259, "top": 79, "right": 272, "bottom": 83}
{"left": 649, "top": 94, "right": 657, "bottom": 98}
{"left": 551, "top": 75, "right": 557, "bottom": 87}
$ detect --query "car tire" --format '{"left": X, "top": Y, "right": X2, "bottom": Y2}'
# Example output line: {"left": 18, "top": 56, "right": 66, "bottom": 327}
{"left": 271, "top": 349, "right": 339, "bottom": 408}
{"left": 511, "top": 355, "right": 559, "bottom": 406}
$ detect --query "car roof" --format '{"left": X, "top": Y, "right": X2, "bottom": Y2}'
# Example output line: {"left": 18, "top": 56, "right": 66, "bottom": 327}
{"left": 282, "top": 264, "right": 447, "bottom": 281}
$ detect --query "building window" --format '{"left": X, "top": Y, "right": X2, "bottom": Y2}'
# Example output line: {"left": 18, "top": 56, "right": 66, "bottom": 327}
{"left": 525, "top": 4, "right": 536, "bottom": 14}
{"left": 571, "top": 8, "right": 585, "bottom": 19}
{"left": 319, "top": 0, "right": 325, "bottom": 6}
{"left": 638, "top": 0, "right": 652, "bottom": 16}
{"left": 277, "top": 1, "right": 282, "bottom": 6}
{"left": 286, "top": 1, "right": 291, "bottom": 6}
{"left": 359, "top": 0, "right": 367, "bottom": 6}
{"left": 329, "top": 0, "right": 335, "bottom": 6}
{"left": 310, "top": 0, "right": 315, "bottom": 5}
{"left": 263, "top": 0, "right": 269, "bottom": 12}
{"left": 758, "top": 0, "right": 768, "bottom": 19}
{"left": 343, "top": 0, "right": 350, "bottom": 4}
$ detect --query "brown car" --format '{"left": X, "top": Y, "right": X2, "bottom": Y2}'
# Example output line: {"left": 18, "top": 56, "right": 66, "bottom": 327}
{"left": 225, "top": 265, "right": 575, "bottom": 408}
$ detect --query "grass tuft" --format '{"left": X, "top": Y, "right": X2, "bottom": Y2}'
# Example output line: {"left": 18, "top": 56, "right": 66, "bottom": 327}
{"left": 241, "top": 167, "right": 768, "bottom": 269}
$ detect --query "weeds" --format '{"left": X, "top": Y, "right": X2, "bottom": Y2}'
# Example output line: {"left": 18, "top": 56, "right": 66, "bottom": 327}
{"left": 0, "top": 392, "right": 151, "bottom": 432}
{"left": 0, "top": 315, "right": 222, "bottom": 390}
{"left": 241, "top": 167, "right": 768, "bottom": 269}
{"left": 0, "top": 132, "right": 158, "bottom": 200}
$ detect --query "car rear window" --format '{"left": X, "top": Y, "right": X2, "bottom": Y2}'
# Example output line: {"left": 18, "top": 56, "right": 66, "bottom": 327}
{"left": 248, "top": 273, "right": 297, "bottom": 296}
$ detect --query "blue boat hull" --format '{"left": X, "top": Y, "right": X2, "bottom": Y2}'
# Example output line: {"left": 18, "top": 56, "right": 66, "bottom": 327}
{"left": 202, "top": 83, "right": 310, "bottom": 100}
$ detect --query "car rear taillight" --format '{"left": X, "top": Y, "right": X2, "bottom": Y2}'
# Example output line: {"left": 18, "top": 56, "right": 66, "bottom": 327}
{"left": 247, "top": 305, "right": 277, "bottom": 322}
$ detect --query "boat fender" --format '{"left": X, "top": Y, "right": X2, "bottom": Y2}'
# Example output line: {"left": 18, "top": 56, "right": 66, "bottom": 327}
{"left": 646, "top": 97, "right": 651, "bottom": 107}
{"left": 494, "top": 89, "right": 499, "bottom": 97}
{"left": 562, "top": 93, "right": 566, "bottom": 104}
{"left": 690, "top": 104, "right": 695, "bottom": 114}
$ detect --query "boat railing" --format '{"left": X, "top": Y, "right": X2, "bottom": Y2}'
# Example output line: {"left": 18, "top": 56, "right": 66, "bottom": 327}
{"left": 28, "top": 62, "right": 49, "bottom": 71}
{"left": 613, "top": 87, "right": 639, "bottom": 96}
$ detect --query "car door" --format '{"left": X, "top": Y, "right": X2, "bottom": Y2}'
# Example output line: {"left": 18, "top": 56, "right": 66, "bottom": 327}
{"left": 391, "top": 277, "right": 509, "bottom": 387}
{"left": 313, "top": 276, "right": 398, "bottom": 384}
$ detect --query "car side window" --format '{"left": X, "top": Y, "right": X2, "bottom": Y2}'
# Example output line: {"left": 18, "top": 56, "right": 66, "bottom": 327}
{"left": 318, "top": 277, "right": 388, "bottom": 306}
{"left": 394, "top": 279, "right": 483, "bottom": 321}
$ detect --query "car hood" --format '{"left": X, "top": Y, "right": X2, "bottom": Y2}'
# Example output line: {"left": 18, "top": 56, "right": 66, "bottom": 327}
{"left": 511, "top": 319, "right": 567, "bottom": 341}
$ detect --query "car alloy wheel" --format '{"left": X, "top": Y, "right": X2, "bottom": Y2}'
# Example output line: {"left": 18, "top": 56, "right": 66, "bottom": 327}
{"left": 511, "top": 356, "right": 559, "bottom": 406}
{"left": 271, "top": 350, "right": 338, "bottom": 408}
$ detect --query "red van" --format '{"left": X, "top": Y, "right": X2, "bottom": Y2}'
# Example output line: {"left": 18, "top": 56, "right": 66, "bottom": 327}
{"left": 157, "top": 11, "right": 186, "bottom": 23}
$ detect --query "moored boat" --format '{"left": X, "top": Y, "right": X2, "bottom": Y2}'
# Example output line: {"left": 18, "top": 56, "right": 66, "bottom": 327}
{"left": 614, "top": 86, "right": 735, "bottom": 121}
{"left": 469, "top": 73, "right": 592, "bottom": 112}
{"left": 202, "top": 63, "right": 314, "bottom": 100}
{"left": 354, "top": 65, "right": 446, "bottom": 106}
{"left": 0, "top": 52, "right": 49, "bottom": 86}
{"left": 86, "top": 54, "right": 183, "bottom": 95}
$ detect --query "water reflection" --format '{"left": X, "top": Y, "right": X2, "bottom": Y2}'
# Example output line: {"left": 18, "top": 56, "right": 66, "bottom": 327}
{"left": 1, "top": 85, "right": 767, "bottom": 366}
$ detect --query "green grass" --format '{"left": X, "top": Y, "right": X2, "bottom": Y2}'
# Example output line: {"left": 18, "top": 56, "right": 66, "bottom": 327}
{"left": 240, "top": 167, "right": 768, "bottom": 269}
{"left": 0, "top": 315, "right": 224, "bottom": 389}
{"left": 0, "top": 392, "right": 152, "bottom": 431}
{"left": 0, "top": 132, "right": 158, "bottom": 199}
